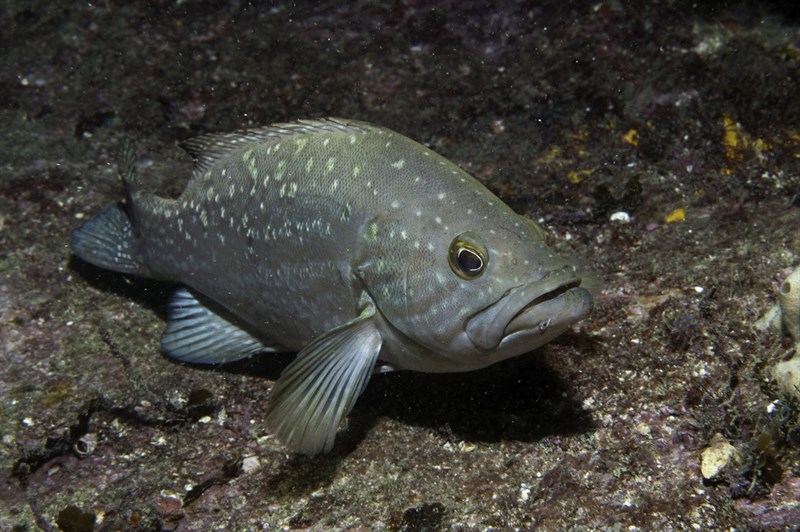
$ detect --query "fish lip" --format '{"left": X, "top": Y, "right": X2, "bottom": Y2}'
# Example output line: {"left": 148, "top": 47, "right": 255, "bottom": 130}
{"left": 505, "top": 279, "right": 582, "bottom": 333}
{"left": 465, "top": 266, "right": 591, "bottom": 351}
{"left": 504, "top": 281, "right": 589, "bottom": 337}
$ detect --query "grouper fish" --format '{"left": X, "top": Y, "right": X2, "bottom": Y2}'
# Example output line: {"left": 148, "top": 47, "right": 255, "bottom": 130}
{"left": 71, "top": 118, "right": 593, "bottom": 455}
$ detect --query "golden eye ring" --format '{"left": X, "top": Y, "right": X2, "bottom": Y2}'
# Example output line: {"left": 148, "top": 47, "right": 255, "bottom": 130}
{"left": 449, "top": 233, "right": 487, "bottom": 279}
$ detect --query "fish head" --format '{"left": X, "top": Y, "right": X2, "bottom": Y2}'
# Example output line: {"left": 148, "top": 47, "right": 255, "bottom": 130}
{"left": 356, "top": 211, "right": 593, "bottom": 371}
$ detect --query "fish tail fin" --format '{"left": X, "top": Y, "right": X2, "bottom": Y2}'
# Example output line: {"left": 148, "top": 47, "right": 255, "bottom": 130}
{"left": 70, "top": 204, "right": 150, "bottom": 276}
{"left": 71, "top": 138, "right": 152, "bottom": 276}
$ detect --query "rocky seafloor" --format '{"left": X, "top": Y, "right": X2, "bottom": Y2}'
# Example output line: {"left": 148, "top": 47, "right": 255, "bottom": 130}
{"left": 1, "top": 1, "right": 799, "bottom": 529}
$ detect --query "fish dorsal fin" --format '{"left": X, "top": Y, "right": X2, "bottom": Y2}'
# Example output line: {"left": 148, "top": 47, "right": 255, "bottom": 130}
{"left": 161, "top": 287, "right": 282, "bottom": 364}
{"left": 181, "top": 118, "right": 370, "bottom": 179}
{"left": 265, "top": 300, "right": 383, "bottom": 455}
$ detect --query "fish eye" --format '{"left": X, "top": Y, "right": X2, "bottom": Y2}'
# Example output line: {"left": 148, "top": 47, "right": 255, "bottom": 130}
{"left": 449, "top": 233, "right": 487, "bottom": 279}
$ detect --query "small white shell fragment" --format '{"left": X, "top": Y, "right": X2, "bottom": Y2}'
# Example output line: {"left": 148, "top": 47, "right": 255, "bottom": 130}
{"left": 242, "top": 455, "right": 262, "bottom": 474}
{"left": 766, "top": 400, "right": 780, "bottom": 414}
{"left": 73, "top": 432, "right": 98, "bottom": 457}
{"left": 701, "top": 433, "right": 739, "bottom": 480}
{"left": 609, "top": 211, "right": 630, "bottom": 223}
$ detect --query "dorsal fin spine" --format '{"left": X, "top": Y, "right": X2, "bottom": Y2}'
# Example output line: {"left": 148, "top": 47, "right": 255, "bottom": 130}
{"left": 180, "top": 118, "right": 369, "bottom": 179}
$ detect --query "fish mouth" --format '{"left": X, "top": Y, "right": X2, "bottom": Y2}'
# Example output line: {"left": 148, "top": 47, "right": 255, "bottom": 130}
{"left": 466, "top": 266, "right": 593, "bottom": 352}
{"left": 508, "top": 280, "right": 582, "bottom": 324}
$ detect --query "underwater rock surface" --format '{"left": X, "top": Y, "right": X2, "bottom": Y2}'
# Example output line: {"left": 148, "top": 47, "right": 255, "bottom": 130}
{"left": 1, "top": 1, "right": 799, "bottom": 529}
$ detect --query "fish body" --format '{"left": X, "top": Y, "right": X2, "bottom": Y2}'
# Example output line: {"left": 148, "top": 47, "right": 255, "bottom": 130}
{"left": 71, "top": 118, "right": 592, "bottom": 454}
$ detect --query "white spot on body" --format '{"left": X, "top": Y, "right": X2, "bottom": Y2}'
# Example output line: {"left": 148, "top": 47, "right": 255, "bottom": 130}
{"left": 306, "top": 157, "right": 314, "bottom": 173}
{"left": 275, "top": 160, "right": 286, "bottom": 181}
{"left": 391, "top": 159, "right": 405, "bottom": 169}
{"left": 325, "top": 157, "right": 336, "bottom": 174}
{"left": 246, "top": 162, "right": 258, "bottom": 180}
{"left": 437, "top": 193, "right": 446, "bottom": 200}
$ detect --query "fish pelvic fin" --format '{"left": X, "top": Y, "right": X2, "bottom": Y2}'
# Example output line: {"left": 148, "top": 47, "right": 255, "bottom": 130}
{"left": 161, "top": 287, "right": 278, "bottom": 364}
{"left": 265, "top": 301, "right": 383, "bottom": 455}
{"left": 70, "top": 205, "right": 150, "bottom": 276}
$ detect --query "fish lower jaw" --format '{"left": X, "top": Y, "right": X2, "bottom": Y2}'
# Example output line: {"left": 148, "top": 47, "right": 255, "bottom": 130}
{"left": 509, "top": 279, "right": 582, "bottom": 325}
{"left": 504, "top": 285, "right": 593, "bottom": 338}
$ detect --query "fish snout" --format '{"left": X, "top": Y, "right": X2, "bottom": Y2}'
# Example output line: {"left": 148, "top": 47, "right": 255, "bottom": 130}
{"left": 465, "top": 265, "right": 593, "bottom": 354}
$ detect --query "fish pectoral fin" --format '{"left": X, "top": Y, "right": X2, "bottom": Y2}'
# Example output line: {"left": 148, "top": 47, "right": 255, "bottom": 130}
{"left": 161, "top": 287, "right": 277, "bottom": 364}
{"left": 265, "top": 304, "right": 383, "bottom": 455}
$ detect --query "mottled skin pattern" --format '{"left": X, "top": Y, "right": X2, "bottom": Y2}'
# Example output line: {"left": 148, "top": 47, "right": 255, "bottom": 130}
{"left": 72, "top": 118, "right": 592, "bottom": 453}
